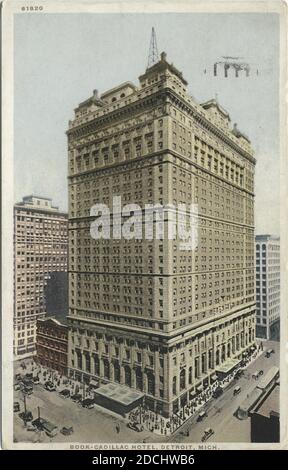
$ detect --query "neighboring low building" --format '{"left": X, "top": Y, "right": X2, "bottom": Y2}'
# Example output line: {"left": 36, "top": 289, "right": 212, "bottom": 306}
{"left": 36, "top": 316, "right": 68, "bottom": 375}
{"left": 255, "top": 235, "right": 280, "bottom": 340}
{"left": 14, "top": 195, "right": 68, "bottom": 359}
{"left": 250, "top": 383, "right": 280, "bottom": 442}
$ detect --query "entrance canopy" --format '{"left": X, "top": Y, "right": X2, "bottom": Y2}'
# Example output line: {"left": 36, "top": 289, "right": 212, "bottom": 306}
{"left": 94, "top": 383, "right": 144, "bottom": 416}
{"left": 216, "top": 358, "right": 241, "bottom": 376}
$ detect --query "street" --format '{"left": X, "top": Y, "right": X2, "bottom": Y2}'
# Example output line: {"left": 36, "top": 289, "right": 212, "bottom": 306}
{"left": 14, "top": 381, "right": 155, "bottom": 444}
{"left": 13, "top": 340, "right": 279, "bottom": 443}
{"left": 170, "top": 340, "right": 279, "bottom": 443}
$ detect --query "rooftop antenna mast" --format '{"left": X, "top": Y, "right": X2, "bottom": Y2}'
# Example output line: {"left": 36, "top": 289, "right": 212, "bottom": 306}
{"left": 147, "top": 27, "right": 159, "bottom": 69}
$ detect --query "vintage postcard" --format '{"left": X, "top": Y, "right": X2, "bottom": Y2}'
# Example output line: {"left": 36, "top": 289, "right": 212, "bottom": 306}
{"left": 1, "top": 0, "right": 287, "bottom": 451}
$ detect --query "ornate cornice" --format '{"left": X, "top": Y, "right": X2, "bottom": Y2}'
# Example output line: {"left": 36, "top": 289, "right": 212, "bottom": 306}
{"left": 67, "top": 87, "right": 255, "bottom": 166}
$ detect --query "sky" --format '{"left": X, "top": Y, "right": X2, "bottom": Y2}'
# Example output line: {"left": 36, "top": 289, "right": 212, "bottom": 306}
{"left": 14, "top": 12, "right": 280, "bottom": 235}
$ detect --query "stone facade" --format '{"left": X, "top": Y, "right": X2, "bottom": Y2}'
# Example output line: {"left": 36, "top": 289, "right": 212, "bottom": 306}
{"left": 255, "top": 235, "right": 280, "bottom": 340}
{"left": 14, "top": 196, "right": 68, "bottom": 358}
{"left": 67, "top": 52, "right": 256, "bottom": 416}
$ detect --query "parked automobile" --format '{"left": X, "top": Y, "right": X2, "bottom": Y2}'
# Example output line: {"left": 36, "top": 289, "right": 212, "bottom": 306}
{"left": 45, "top": 381, "right": 56, "bottom": 392}
{"left": 252, "top": 371, "right": 260, "bottom": 380}
{"left": 22, "top": 378, "right": 34, "bottom": 395}
{"left": 23, "top": 386, "right": 33, "bottom": 395}
{"left": 197, "top": 410, "right": 207, "bottom": 422}
{"left": 14, "top": 402, "right": 20, "bottom": 412}
{"left": 19, "top": 411, "right": 33, "bottom": 422}
{"left": 15, "top": 373, "right": 22, "bottom": 381}
{"left": 212, "top": 387, "right": 223, "bottom": 399}
{"left": 127, "top": 421, "right": 144, "bottom": 432}
{"left": 201, "top": 428, "right": 214, "bottom": 442}
{"left": 42, "top": 421, "right": 58, "bottom": 437}
{"left": 71, "top": 393, "right": 82, "bottom": 403}
{"left": 60, "top": 426, "right": 74, "bottom": 436}
{"left": 25, "top": 373, "right": 33, "bottom": 379}
{"left": 14, "top": 383, "right": 21, "bottom": 391}
{"left": 33, "top": 376, "right": 40, "bottom": 384}
{"left": 59, "top": 389, "right": 71, "bottom": 398}
{"left": 32, "top": 417, "right": 47, "bottom": 430}
{"left": 265, "top": 348, "right": 274, "bottom": 358}
{"left": 82, "top": 398, "right": 95, "bottom": 409}
{"left": 233, "top": 386, "right": 241, "bottom": 396}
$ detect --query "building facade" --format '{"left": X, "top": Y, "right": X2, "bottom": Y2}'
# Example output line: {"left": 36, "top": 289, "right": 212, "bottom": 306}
{"left": 67, "top": 52, "right": 256, "bottom": 416}
{"left": 14, "top": 196, "right": 68, "bottom": 359}
{"left": 36, "top": 317, "right": 68, "bottom": 375}
{"left": 255, "top": 235, "right": 280, "bottom": 340}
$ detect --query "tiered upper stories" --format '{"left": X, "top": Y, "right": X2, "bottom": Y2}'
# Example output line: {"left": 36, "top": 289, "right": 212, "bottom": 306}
{"left": 67, "top": 52, "right": 255, "bottom": 335}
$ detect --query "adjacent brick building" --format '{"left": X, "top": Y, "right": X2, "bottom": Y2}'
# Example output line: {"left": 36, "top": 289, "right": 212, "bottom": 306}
{"left": 36, "top": 316, "right": 68, "bottom": 375}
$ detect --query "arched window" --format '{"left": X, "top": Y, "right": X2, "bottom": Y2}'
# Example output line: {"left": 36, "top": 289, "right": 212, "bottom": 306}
{"left": 180, "top": 369, "right": 186, "bottom": 391}
{"left": 94, "top": 356, "right": 99, "bottom": 375}
{"left": 104, "top": 360, "right": 110, "bottom": 379}
{"left": 188, "top": 366, "right": 193, "bottom": 384}
{"left": 173, "top": 376, "right": 177, "bottom": 395}
{"left": 147, "top": 372, "right": 155, "bottom": 396}
{"left": 135, "top": 368, "right": 143, "bottom": 391}
{"left": 114, "top": 363, "right": 120, "bottom": 383}
{"left": 124, "top": 366, "right": 131, "bottom": 387}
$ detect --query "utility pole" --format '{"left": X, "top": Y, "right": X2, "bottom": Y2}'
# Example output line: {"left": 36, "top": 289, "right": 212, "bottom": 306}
{"left": 147, "top": 27, "right": 159, "bottom": 69}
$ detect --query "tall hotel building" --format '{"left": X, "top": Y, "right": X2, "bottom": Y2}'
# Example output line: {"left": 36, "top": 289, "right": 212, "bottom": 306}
{"left": 14, "top": 196, "right": 68, "bottom": 359}
{"left": 67, "top": 52, "right": 256, "bottom": 416}
{"left": 255, "top": 235, "right": 280, "bottom": 340}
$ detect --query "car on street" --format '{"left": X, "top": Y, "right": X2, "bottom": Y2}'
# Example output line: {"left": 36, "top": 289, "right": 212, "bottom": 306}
{"left": 42, "top": 421, "right": 58, "bottom": 437}
{"left": 14, "top": 383, "right": 21, "bottom": 391}
{"left": 71, "top": 393, "right": 82, "bottom": 403}
{"left": 252, "top": 371, "right": 261, "bottom": 380}
{"left": 201, "top": 428, "right": 214, "bottom": 442}
{"left": 33, "top": 376, "right": 40, "bottom": 384}
{"left": 45, "top": 381, "right": 56, "bottom": 392}
{"left": 212, "top": 386, "right": 223, "bottom": 399}
{"left": 233, "top": 386, "right": 241, "bottom": 396}
{"left": 61, "top": 426, "right": 74, "bottom": 436}
{"left": 15, "top": 373, "right": 22, "bottom": 381}
{"left": 25, "top": 373, "right": 33, "bottom": 379}
{"left": 197, "top": 410, "right": 207, "bottom": 421}
{"left": 32, "top": 417, "right": 58, "bottom": 437}
{"left": 265, "top": 348, "right": 274, "bottom": 358}
{"left": 32, "top": 417, "right": 47, "bottom": 430}
{"left": 14, "top": 402, "right": 20, "bottom": 412}
{"left": 59, "top": 389, "right": 71, "bottom": 398}
{"left": 82, "top": 398, "right": 95, "bottom": 409}
{"left": 127, "top": 421, "right": 144, "bottom": 432}
{"left": 19, "top": 411, "right": 33, "bottom": 422}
